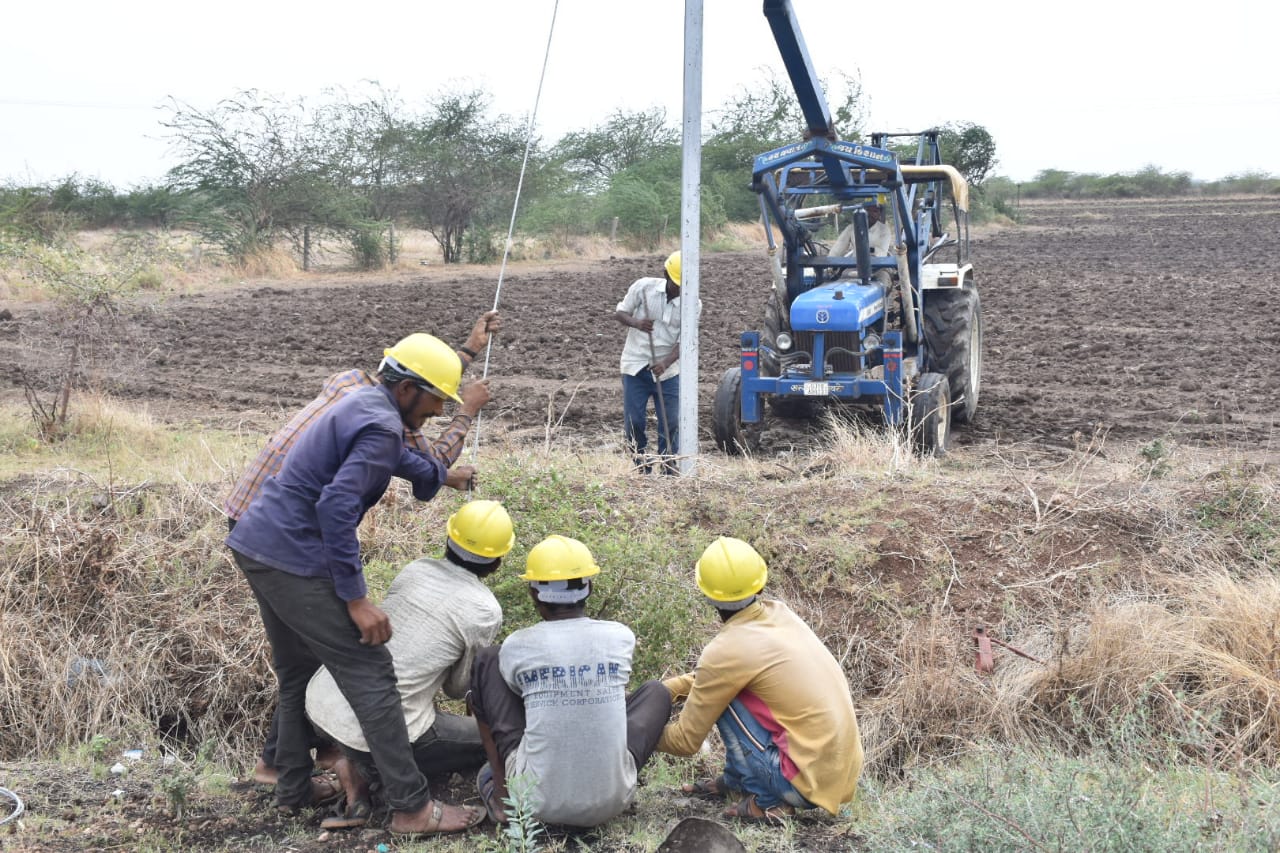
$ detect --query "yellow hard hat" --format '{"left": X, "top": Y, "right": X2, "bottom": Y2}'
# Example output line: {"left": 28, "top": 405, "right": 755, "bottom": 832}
{"left": 447, "top": 500, "right": 515, "bottom": 560}
{"left": 520, "top": 535, "right": 601, "bottom": 582}
{"left": 664, "top": 251, "right": 682, "bottom": 287}
{"left": 381, "top": 333, "right": 464, "bottom": 403}
{"left": 696, "top": 537, "right": 768, "bottom": 603}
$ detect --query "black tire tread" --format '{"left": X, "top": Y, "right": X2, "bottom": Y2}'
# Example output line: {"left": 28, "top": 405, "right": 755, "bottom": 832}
{"left": 922, "top": 285, "right": 981, "bottom": 425}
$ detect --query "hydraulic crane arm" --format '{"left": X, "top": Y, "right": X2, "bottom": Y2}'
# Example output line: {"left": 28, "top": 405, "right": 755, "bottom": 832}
{"left": 762, "top": 0, "right": 835, "bottom": 141}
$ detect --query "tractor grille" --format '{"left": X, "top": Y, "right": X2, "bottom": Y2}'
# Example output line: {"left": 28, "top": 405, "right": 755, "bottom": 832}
{"left": 792, "top": 330, "right": 862, "bottom": 375}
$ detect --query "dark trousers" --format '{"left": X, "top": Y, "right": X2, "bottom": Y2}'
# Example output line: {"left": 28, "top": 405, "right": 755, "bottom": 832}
{"left": 622, "top": 371, "right": 679, "bottom": 465}
{"left": 336, "top": 712, "right": 486, "bottom": 797}
{"left": 260, "top": 705, "right": 330, "bottom": 768}
{"left": 468, "top": 645, "right": 670, "bottom": 770}
{"left": 228, "top": 517, "right": 330, "bottom": 768}
{"left": 234, "top": 549, "right": 429, "bottom": 812}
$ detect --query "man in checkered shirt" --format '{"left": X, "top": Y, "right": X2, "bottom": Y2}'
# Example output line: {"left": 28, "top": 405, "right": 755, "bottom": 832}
{"left": 226, "top": 310, "right": 500, "bottom": 787}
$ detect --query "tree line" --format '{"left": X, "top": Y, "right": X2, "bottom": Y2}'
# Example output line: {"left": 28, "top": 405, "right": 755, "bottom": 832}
{"left": 1, "top": 79, "right": 1003, "bottom": 266}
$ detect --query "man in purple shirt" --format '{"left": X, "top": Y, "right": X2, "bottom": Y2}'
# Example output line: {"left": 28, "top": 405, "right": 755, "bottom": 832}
{"left": 226, "top": 332, "right": 485, "bottom": 837}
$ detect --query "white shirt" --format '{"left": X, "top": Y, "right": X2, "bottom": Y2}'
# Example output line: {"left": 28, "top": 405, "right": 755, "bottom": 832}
{"left": 305, "top": 557, "right": 501, "bottom": 752}
{"left": 499, "top": 617, "right": 637, "bottom": 827}
{"left": 832, "top": 219, "right": 893, "bottom": 258}
{"left": 615, "top": 277, "right": 701, "bottom": 381}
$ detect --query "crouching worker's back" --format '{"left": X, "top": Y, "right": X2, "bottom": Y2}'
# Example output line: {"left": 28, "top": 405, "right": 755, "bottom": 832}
{"left": 468, "top": 535, "right": 670, "bottom": 827}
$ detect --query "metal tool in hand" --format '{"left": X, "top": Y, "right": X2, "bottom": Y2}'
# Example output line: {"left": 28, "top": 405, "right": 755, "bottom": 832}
{"left": 645, "top": 313, "right": 674, "bottom": 462}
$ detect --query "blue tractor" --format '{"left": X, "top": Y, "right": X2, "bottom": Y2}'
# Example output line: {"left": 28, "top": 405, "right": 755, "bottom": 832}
{"left": 712, "top": 0, "right": 982, "bottom": 455}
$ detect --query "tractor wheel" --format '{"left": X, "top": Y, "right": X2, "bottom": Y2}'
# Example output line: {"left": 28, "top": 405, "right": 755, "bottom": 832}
{"left": 713, "top": 367, "right": 749, "bottom": 455}
{"left": 910, "top": 372, "right": 952, "bottom": 455}
{"left": 922, "top": 284, "right": 982, "bottom": 424}
{"left": 761, "top": 287, "right": 817, "bottom": 419}
{"left": 761, "top": 287, "right": 787, "bottom": 376}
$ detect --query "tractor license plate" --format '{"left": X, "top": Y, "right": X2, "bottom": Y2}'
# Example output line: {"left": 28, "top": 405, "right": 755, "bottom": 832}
{"left": 802, "top": 381, "right": 829, "bottom": 396}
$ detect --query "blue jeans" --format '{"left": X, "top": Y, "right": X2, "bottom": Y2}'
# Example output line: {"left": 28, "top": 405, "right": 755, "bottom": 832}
{"left": 622, "top": 370, "right": 678, "bottom": 465}
{"left": 717, "top": 698, "right": 815, "bottom": 811}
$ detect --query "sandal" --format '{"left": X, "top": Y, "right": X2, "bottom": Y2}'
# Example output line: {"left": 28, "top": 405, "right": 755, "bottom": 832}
{"left": 320, "top": 796, "right": 372, "bottom": 830}
{"left": 389, "top": 799, "right": 485, "bottom": 836}
{"left": 723, "top": 794, "right": 794, "bottom": 826}
{"left": 679, "top": 774, "right": 738, "bottom": 800}
{"left": 477, "top": 764, "right": 507, "bottom": 825}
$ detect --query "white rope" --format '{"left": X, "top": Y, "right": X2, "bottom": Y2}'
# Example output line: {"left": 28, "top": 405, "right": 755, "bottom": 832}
{"left": 468, "top": 0, "right": 560, "bottom": 466}
{"left": 0, "top": 786, "right": 24, "bottom": 825}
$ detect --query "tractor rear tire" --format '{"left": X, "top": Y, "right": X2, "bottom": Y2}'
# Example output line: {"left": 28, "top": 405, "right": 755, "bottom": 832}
{"left": 911, "top": 372, "right": 952, "bottom": 455}
{"left": 713, "top": 367, "right": 749, "bottom": 455}
{"left": 922, "top": 284, "right": 981, "bottom": 425}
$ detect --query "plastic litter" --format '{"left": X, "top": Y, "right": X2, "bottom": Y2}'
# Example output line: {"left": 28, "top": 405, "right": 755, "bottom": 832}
{"left": 66, "top": 657, "right": 110, "bottom": 687}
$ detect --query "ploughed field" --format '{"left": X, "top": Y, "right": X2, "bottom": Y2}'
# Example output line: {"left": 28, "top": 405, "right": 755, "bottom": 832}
{"left": 3, "top": 196, "right": 1278, "bottom": 454}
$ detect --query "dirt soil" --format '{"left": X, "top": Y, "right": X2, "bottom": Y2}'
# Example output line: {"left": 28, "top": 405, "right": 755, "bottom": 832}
{"left": 4, "top": 197, "right": 1278, "bottom": 454}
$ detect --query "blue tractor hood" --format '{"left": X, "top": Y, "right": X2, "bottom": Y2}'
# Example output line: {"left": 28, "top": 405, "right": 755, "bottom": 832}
{"left": 789, "top": 280, "right": 885, "bottom": 332}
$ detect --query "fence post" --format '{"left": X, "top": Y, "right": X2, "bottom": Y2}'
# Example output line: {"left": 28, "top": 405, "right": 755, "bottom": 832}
{"left": 610, "top": 217, "right": 619, "bottom": 243}
{"left": 303, "top": 226, "right": 311, "bottom": 271}
{"left": 388, "top": 222, "right": 397, "bottom": 264}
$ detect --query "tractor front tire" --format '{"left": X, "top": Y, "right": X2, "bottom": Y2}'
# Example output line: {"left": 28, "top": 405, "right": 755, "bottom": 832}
{"left": 761, "top": 287, "right": 787, "bottom": 377}
{"left": 922, "top": 284, "right": 981, "bottom": 424}
{"left": 713, "top": 367, "right": 750, "bottom": 455}
{"left": 911, "top": 372, "right": 952, "bottom": 455}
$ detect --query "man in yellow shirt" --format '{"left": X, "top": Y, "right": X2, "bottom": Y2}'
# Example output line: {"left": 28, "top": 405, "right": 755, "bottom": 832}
{"left": 658, "top": 538, "right": 864, "bottom": 824}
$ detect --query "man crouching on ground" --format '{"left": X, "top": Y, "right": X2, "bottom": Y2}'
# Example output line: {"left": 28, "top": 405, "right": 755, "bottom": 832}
{"left": 659, "top": 537, "right": 864, "bottom": 825}
{"left": 304, "top": 500, "right": 516, "bottom": 831}
{"left": 467, "top": 535, "right": 670, "bottom": 828}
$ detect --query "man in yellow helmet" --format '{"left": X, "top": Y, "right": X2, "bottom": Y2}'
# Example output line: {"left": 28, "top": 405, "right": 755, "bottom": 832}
{"left": 467, "top": 535, "right": 670, "bottom": 827}
{"left": 226, "top": 331, "right": 489, "bottom": 836}
{"left": 659, "top": 537, "right": 864, "bottom": 825}
{"left": 304, "top": 500, "right": 515, "bottom": 831}
{"left": 225, "top": 312, "right": 498, "bottom": 790}
{"left": 614, "top": 251, "right": 701, "bottom": 473}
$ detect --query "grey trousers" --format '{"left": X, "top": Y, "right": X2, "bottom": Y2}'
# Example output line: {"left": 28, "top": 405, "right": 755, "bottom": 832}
{"left": 468, "top": 645, "right": 671, "bottom": 770}
{"left": 234, "top": 550, "right": 430, "bottom": 812}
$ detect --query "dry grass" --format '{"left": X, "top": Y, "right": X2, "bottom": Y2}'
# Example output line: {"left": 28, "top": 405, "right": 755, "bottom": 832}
{"left": 0, "top": 396, "right": 1277, "bottom": 797}
{"left": 0, "top": 476, "right": 267, "bottom": 763}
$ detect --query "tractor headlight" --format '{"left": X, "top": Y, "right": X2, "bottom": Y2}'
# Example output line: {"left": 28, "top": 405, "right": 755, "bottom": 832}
{"left": 776, "top": 332, "right": 793, "bottom": 351}
{"left": 863, "top": 332, "right": 881, "bottom": 352}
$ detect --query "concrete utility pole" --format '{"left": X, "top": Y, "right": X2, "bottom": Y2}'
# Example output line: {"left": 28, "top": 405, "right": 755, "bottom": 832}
{"left": 677, "top": 0, "right": 703, "bottom": 477}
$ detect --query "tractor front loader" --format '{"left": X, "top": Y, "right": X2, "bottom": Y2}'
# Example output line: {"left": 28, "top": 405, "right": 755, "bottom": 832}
{"left": 712, "top": 0, "right": 982, "bottom": 455}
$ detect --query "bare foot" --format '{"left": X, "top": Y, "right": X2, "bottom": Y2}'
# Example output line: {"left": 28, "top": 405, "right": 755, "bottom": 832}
{"left": 390, "top": 799, "right": 484, "bottom": 836}
{"left": 332, "top": 757, "right": 367, "bottom": 805}
{"left": 252, "top": 757, "right": 278, "bottom": 786}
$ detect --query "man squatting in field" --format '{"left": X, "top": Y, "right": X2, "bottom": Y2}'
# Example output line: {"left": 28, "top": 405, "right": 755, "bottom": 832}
{"left": 467, "top": 535, "right": 671, "bottom": 828}
{"left": 660, "top": 537, "right": 864, "bottom": 824}
{"left": 225, "top": 331, "right": 490, "bottom": 835}
{"left": 223, "top": 311, "right": 498, "bottom": 788}
{"left": 304, "top": 500, "right": 516, "bottom": 831}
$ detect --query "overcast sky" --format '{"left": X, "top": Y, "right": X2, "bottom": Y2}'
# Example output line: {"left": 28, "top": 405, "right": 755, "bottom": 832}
{"left": 4, "top": 0, "right": 1278, "bottom": 188}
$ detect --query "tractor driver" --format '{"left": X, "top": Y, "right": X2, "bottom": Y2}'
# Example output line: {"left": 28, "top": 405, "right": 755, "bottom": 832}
{"left": 831, "top": 201, "right": 893, "bottom": 259}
